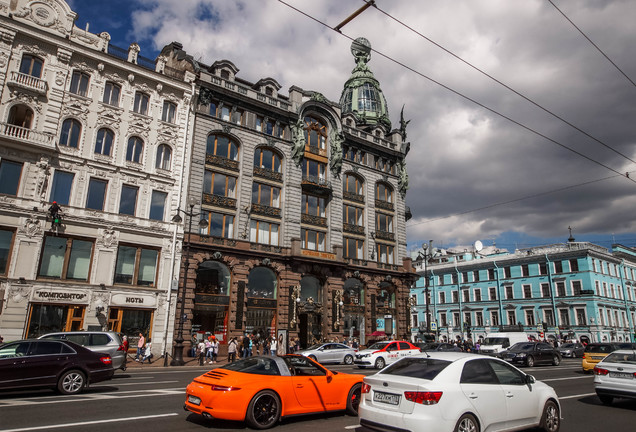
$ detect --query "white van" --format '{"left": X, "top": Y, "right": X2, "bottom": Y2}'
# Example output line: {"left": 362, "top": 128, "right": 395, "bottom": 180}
{"left": 479, "top": 332, "right": 529, "bottom": 355}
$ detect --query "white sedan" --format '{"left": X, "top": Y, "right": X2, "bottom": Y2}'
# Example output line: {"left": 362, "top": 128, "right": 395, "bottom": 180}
{"left": 359, "top": 352, "right": 560, "bottom": 432}
{"left": 594, "top": 349, "right": 636, "bottom": 405}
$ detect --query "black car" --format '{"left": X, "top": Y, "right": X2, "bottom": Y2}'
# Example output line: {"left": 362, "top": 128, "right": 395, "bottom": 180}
{"left": 500, "top": 342, "right": 562, "bottom": 367}
{"left": 417, "top": 342, "right": 462, "bottom": 352}
{"left": 0, "top": 339, "right": 115, "bottom": 394}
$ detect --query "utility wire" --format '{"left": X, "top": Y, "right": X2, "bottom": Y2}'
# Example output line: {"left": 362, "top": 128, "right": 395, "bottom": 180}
{"left": 547, "top": 0, "right": 636, "bottom": 88}
{"left": 276, "top": 0, "right": 636, "bottom": 185}
{"left": 366, "top": 0, "right": 636, "bottom": 165}
{"left": 405, "top": 172, "right": 629, "bottom": 227}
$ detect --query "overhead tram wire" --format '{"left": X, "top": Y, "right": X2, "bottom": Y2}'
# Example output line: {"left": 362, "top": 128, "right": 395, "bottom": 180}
{"left": 364, "top": 0, "right": 636, "bottom": 166}
{"left": 276, "top": 0, "right": 636, "bottom": 185}
{"left": 547, "top": 0, "right": 636, "bottom": 88}
{"left": 405, "top": 171, "right": 631, "bottom": 227}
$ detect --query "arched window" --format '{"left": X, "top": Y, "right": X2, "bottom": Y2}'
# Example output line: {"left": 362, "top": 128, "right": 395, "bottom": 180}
{"left": 344, "top": 278, "right": 364, "bottom": 305}
{"left": 59, "top": 118, "right": 82, "bottom": 148}
{"left": 19, "top": 54, "right": 43, "bottom": 78}
{"left": 247, "top": 267, "right": 277, "bottom": 299}
{"left": 253, "top": 148, "right": 282, "bottom": 172}
{"left": 195, "top": 260, "right": 230, "bottom": 295}
{"left": 155, "top": 144, "right": 172, "bottom": 170}
{"left": 300, "top": 275, "right": 322, "bottom": 302}
{"left": 377, "top": 284, "right": 395, "bottom": 308}
{"left": 344, "top": 173, "right": 364, "bottom": 195}
{"left": 94, "top": 128, "right": 114, "bottom": 156}
{"left": 304, "top": 116, "right": 327, "bottom": 150}
{"left": 7, "top": 105, "right": 33, "bottom": 129}
{"left": 376, "top": 182, "right": 393, "bottom": 203}
{"left": 206, "top": 134, "right": 239, "bottom": 161}
{"left": 126, "top": 136, "right": 144, "bottom": 163}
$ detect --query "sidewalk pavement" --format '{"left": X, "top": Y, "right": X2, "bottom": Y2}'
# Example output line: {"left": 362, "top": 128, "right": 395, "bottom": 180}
{"left": 122, "top": 353, "right": 229, "bottom": 369}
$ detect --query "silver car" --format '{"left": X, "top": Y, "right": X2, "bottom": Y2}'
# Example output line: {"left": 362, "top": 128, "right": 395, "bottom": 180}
{"left": 39, "top": 331, "right": 127, "bottom": 371}
{"left": 594, "top": 349, "right": 636, "bottom": 405}
{"left": 298, "top": 343, "right": 357, "bottom": 365}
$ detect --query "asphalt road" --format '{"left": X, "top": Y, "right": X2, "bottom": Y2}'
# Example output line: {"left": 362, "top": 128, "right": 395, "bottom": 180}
{"left": 0, "top": 359, "right": 634, "bottom": 432}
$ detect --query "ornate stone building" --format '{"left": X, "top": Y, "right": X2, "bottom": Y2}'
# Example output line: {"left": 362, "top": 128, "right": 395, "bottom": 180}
{"left": 0, "top": 0, "right": 193, "bottom": 355}
{"left": 165, "top": 37, "right": 417, "bottom": 350}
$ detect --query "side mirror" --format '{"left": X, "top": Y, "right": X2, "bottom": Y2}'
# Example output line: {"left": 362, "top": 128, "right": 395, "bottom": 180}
{"left": 525, "top": 375, "right": 536, "bottom": 384}
{"left": 318, "top": 347, "right": 324, "bottom": 351}
{"left": 326, "top": 369, "right": 333, "bottom": 383}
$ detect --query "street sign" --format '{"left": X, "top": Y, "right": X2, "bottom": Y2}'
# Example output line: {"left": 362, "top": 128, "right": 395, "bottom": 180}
{"left": 430, "top": 321, "right": 438, "bottom": 331}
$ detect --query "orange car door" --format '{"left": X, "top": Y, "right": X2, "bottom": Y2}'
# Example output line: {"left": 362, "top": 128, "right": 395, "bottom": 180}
{"left": 290, "top": 357, "right": 342, "bottom": 411}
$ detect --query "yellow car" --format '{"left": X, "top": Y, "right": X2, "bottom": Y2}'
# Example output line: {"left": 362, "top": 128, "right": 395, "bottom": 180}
{"left": 582, "top": 343, "right": 626, "bottom": 373}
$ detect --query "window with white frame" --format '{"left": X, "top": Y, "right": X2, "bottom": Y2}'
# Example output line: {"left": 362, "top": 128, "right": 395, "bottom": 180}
{"left": 474, "top": 289, "right": 481, "bottom": 302}
{"left": 490, "top": 311, "right": 499, "bottom": 326}
{"left": 507, "top": 310, "right": 516, "bottom": 325}
{"left": 440, "top": 312, "right": 447, "bottom": 327}
{"left": 541, "top": 283, "right": 550, "bottom": 298}
{"left": 523, "top": 284, "right": 532, "bottom": 299}
{"left": 133, "top": 92, "right": 150, "bottom": 115}
{"left": 544, "top": 309, "right": 554, "bottom": 326}
{"left": 439, "top": 292, "right": 446, "bottom": 304}
{"left": 559, "top": 309, "right": 570, "bottom": 326}
{"left": 475, "top": 311, "right": 483, "bottom": 326}
{"left": 489, "top": 287, "right": 496, "bottom": 300}
{"left": 525, "top": 310, "right": 535, "bottom": 326}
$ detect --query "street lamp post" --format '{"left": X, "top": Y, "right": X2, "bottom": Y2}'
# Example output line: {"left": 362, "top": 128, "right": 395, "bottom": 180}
{"left": 418, "top": 240, "right": 434, "bottom": 336}
{"left": 170, "top": 199, "right": 208, "bottom": 366}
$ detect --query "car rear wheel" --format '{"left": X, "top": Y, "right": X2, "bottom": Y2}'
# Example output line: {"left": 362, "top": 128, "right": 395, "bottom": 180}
{"left": 343, "top": 354, "right": 354, "bottom": 365}
{"left": 539, "top": 400, "right": 560, "bottom": 432}
{"left": 454, "top": 413, "right": 479, "bottom": 432}
{"left": 245, "top": 390, "right": 281, "bottom": 430}
{"left": 374, "top": 357, "right": 386, "bottom": 369}
{"left": 526, "top": 356, "right": 535, "bottom": 367}
{"left": 346, "top": 383, "right": 362, "bottom": 415}
{"left": 552, "top": 355, "right": 560, "bottom": 366}
{"left": 57, "top": 370, "right": 85, "bottom": 395}
{"left": 598, "top": 394, "right": 613, "bottom": 405}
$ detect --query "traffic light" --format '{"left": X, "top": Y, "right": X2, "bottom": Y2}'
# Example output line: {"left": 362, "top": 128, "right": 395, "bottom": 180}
{"left": 48, "top": 201, "right": 62, "bottom": 230}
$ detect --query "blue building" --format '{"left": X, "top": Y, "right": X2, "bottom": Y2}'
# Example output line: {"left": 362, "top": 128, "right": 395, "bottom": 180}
{"left": 411, "top": 241, "right": 636, "bottom": 344}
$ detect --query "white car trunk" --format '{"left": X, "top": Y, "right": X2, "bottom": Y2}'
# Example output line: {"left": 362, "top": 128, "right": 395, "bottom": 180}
{"left": 364, "top": 374, "right": 429, "bottom": 414}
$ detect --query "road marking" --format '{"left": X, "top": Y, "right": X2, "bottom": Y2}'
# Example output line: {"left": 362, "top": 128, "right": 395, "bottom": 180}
{"left": 559, "top": 392, "right": 596, "bottom": 400}
{"left": 0, "top": 413, "right": 179, "bottom": 432}
{"left": 0, "top": 388, "right": 185, "bottom": 407}
{"left": 542, "top": 376, "right": 594, "bottom": 382}
{"left": 344, "top": 425, "right": 360, "bottom": 429}
{"left": 110, "top": 380, "right": 178, "bottom": 386}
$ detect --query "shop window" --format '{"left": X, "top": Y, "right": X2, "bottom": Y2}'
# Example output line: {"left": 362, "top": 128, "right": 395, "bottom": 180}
{"left": 69, "top": 70, "right": 90, "bottom": 96}
{"left": 94, "top": 128, "right": 114, "bottom": 156}
{"left": 247, "top": 267, "right": 277, "bottom": 299}
{"left": 300, "top": 275, "right": 322, "bottom": 301}
{"left": 38, "top": 235, "right": 93, "bottom": 281}
{"left": 196, "top": 260, "right": 230, "bottom": 295}
{"left": 377, "top": 286, "right": 395, "bottom": 308}
{"left": 0, "top": 159, "right": 23, "bottom": 196}
{"left": 26, "top": 304, "right": 85, "bottom": 338}
{"left": 343, "top": 278, "right": 363, "bottom": 305}
{"left": 0, "top": 228, "right": 15, "bottom": 275}
{"left": 114, "top": 245, "right": 159, "bottom": 287}
{"left": 49, "top": 170, "right": 74, "bottom": 205}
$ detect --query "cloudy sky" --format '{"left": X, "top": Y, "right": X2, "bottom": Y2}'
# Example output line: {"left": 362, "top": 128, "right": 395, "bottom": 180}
{"left": 68, "top": 0, "right": 636, "bottom": 253}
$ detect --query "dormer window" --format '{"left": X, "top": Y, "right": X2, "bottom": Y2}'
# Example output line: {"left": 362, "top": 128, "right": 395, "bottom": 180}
{"left": 265, "top": 87, "right": 273, "bottom": 96}
{"left": 220, "top": 69, "right": 230, "bottom": 80}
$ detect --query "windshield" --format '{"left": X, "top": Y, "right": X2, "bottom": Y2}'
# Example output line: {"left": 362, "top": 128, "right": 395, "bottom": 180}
{"left": 509, "top": 343, "right": 535, "bottom": 352}
{"left": 585, "top": 344, "right": 614, "bottom": 353}
{"left": 382, "top": 357, "right": 451, "bottom": 380}
{"left": 306, "top": 344, "right": 323, "bottom": 350}
{"left": 367, "top": 342, "right": 391, "bottom": 350}
{"left": 482, "top": 337, "right": 508, "bottom": 345}
{"left": 220, "top": 356, "right": 280, "bottom": 375}
{"left": 561, "top": 344, "right": 576, "bottom": 349}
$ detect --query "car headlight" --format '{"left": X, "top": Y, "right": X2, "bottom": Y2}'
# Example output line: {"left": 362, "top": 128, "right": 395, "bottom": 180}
{"left": 361, "top": 354, "right": 370, "bottom": 358}
{"left": 516, "top": 353, "right": 526, "bottom": 357}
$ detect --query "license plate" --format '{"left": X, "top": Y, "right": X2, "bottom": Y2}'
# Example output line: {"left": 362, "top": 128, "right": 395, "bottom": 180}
{"left": 373, "top": 391, "right": 400, "bottom": 405}
{"left": 187, "top": 395, "right": 202, "bottom": 405}
{"left": 609, "top": 372, "right": 633, "bottom": 379}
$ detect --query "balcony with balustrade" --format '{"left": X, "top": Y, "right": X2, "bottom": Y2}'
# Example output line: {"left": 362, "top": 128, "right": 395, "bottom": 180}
{"left": 0, "top": 123, "right": 55, "bottom": 150}
{"left": 7, "top": 71, "right": 48, "bottom": 96}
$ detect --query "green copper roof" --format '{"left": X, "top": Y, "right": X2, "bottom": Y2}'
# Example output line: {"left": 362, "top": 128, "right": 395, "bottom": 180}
{"left": 339, "top": 38, "right": 391, "bottom": 130}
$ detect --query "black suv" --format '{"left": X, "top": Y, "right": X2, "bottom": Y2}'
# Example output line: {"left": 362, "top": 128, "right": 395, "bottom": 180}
{"left": 500, "top": 342, "right": 562, "bottom": 367}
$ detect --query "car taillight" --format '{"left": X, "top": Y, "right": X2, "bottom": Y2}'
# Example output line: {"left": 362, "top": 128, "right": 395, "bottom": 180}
{"left": 209, "top": 384, "right": 240, "bottom": 391}
{"left": 100, "top": 356, "right": 112, "bottom": 365}
{"left": 594, "top": 367, "right": 609, "bottom": 375}
{"left": 362, "top": 383, "right": 371, "bottom": 394}
{"left": 404, "top": 391, "right": 443, "bottom": 405}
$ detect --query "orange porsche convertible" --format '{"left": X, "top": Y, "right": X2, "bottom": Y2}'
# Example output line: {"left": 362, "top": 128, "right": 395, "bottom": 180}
{"left": 184, "top": 354, "right": 363, "bottom": 429}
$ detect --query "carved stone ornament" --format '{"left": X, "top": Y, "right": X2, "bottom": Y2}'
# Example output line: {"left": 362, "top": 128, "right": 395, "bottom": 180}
{"left": 212, "top": 251, "right": 223, "bottom": 260}
{"left": 128, "top": 73, "right": 135, "bottom": 83}
{"left": 35, "top": 156, "right": 50, "bottom": 201}
{"left": 98, "top": 228, "right": 118, "bottom": 248}
{"left": 57, "top": 47, "right": 72, "bottom": 64}
{"left": 9, "top": 284, "right": 32, "bottom": 305}
{"left": 55, "top": 70, "right": 65, "bottom": 86}
{"left": 20, "top": 215, "right": 42, "bottom": 238}
{"left": 0, "top": 52, "right": 8, "bottom": 68}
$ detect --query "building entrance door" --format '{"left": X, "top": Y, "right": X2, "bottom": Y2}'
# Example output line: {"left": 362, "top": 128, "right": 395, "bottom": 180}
{"left": 298, "top": 313, "right": 322, "bottom": 349}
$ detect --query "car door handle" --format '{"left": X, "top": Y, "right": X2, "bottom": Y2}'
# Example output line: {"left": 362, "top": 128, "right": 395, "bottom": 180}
{"left": 506, "top": 393, "right": 514, "bottom": 398}
{"left": 296, "top": 384, "right": 304, "bottom": 388}
{"left": 468, "top": 394, "right": 478, "bottom": 399}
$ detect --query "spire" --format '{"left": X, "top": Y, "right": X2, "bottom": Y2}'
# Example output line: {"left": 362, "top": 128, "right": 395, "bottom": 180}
{"left": 339, "top": 38, "right": 391, "bottom": 130}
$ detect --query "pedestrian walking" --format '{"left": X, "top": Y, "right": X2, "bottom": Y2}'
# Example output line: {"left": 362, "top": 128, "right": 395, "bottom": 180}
{"left": 270, "top": 336, "right": 277, "bottom": 356}
{"left": 210, "top": 338, "right": 219, "bottom": 363}
{"left": 228, "top": 337, "right": 238, "bottom": 363}
{"left": 122, "top": 335, "right": 129, "bottom": 369}
{"left": 205, "top": 337, "right": 212, "bottom": 363}
{"left": 141, "top": 339, "right": 153, "bottom": 364}
{"left": 135, "top": 332, "right": 145, "bottom": 362}
{"left": 197, "top": 339, "right": 206, "bottom": 366}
